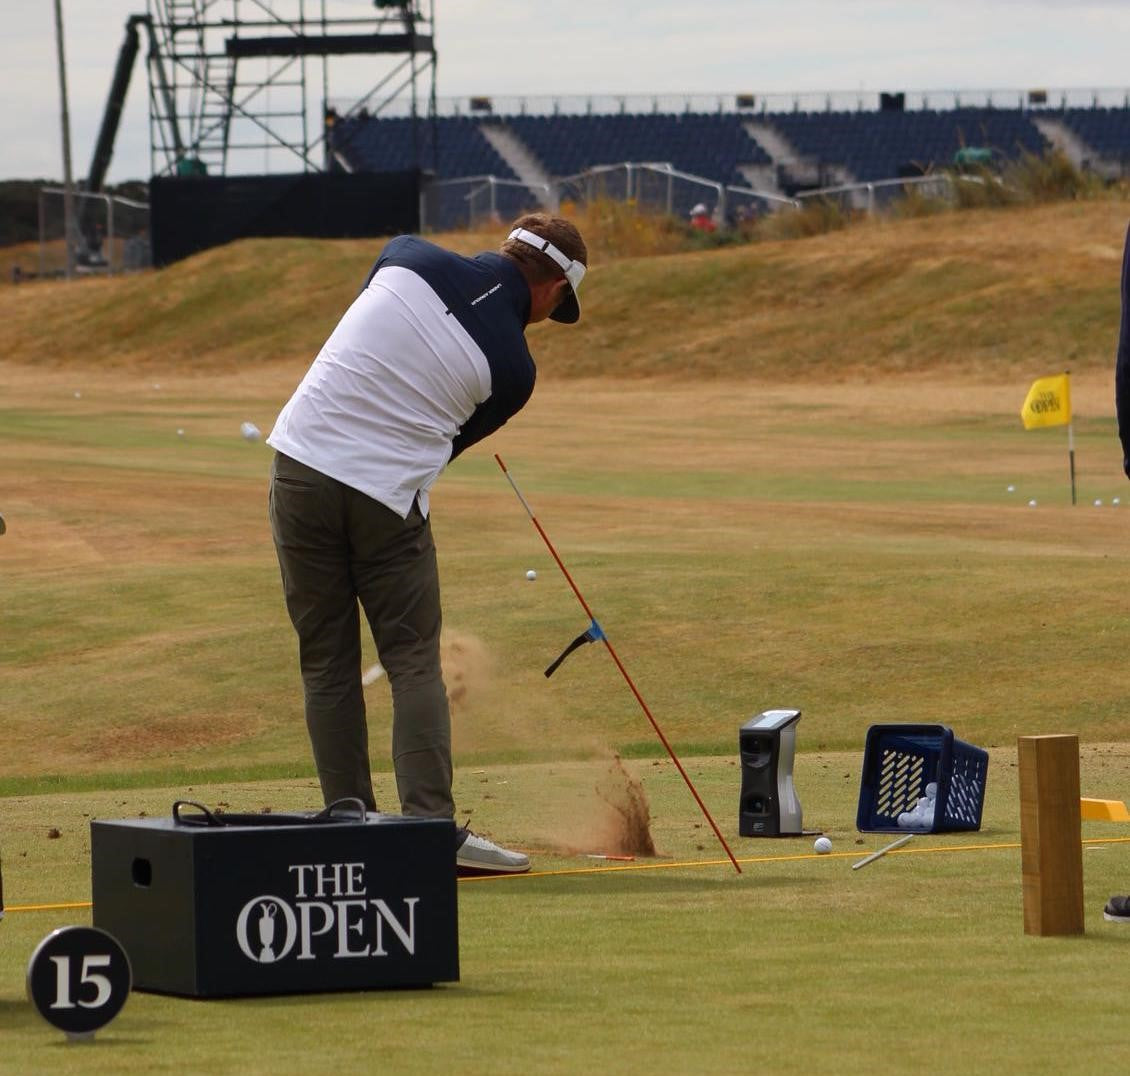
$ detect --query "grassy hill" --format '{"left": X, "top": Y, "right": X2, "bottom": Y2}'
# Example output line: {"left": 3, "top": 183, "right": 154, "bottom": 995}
{"left": 1, "top": 198, "right": 1127, "bottom": 379}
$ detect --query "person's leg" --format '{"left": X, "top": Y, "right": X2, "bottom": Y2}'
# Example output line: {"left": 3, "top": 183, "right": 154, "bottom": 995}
{"left": 347, "top": 493, "right": 453, "bottom": 819}
{"left": 268, "top": 453, "right": 376, "bottom": 810}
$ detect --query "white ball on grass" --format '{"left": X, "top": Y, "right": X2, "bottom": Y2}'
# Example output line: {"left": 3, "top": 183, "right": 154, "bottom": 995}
{"left": 525, "top": 569, "right": 537, "bottom": 581}
{"left": 814, "top": 836, "right": 832, "bottom": 854}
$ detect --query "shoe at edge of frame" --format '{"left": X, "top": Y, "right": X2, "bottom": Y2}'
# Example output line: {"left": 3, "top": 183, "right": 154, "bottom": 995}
{"left": 1103, "top": 894, "right": 1130, "bottom": 923}
{"left": 456, "top": 829, "right": 530, "bottom": 875}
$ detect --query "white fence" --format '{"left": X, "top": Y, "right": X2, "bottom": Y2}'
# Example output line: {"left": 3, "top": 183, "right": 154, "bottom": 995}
{"left": 796, "top": 174, "right": 958, "bottom": 213}
{"left": 420, "top": 176, "right": 550, "bottom": 233}
{"left": 37, "top": 188, "right": 151, "bottom": 278}
{"left": 421, "top": 163, "right": 799, "bottom": 232}
{"left": 420, "top": 162, "right": 973, "bottom": 233}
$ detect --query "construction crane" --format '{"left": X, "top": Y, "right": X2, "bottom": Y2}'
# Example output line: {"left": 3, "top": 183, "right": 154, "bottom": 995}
{"left": 77, "top": 14, "right": 182, "bottom": 265}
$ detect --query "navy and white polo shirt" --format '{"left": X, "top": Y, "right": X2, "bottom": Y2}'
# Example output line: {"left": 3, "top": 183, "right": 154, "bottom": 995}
{"left": 267, "top": 235, "right": 536, "bottom": 518}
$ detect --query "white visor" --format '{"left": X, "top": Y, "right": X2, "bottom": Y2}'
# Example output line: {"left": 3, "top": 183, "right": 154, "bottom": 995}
{"left": 508, "top": 227, "right": 586, "bottom": 323}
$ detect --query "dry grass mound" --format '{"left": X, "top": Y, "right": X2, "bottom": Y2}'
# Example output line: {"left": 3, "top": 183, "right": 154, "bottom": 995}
{"left": 0, "top": 199, "right": 1127, "bottom": 383}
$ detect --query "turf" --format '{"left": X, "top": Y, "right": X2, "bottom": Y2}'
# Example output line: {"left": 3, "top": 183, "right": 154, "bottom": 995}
{"left": 4, "top": 199, "right": 1130, "bottom": 1071}
{"left": 4, "top": 369, "right": 1130, "bottom": 784}
{"left": 3, "top": 750, "right": 1130, "bottom": 1074}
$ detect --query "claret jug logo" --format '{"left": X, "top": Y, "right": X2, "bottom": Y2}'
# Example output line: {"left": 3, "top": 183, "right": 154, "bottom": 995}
{"left": 1028, "top": 390, "right": 1062, "bottom": 416}
{"left": 235, "top": 862, "right": 419, "bottom": 965}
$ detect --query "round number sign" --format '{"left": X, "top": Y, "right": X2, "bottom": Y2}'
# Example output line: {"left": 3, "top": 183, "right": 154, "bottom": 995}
{"left": 26, "top": 926, "right": 132, "bottom": 1037}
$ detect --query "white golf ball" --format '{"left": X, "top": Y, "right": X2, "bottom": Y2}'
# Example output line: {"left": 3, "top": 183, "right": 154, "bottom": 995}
{"left": 1006, "top": 484, "right": 1016, "bottom": 493}
{"left": 1094, "top": 499, "right": 1103, "bottom": 507}
{"left": 814, "top": 836, "right": 832, "bottom": 854}
{"left": 1114, "top": 498, "right": 1121, "bottom": 506}
{"left": 525, "top": 569, "right": 537, "bottom": 581}
{"left": 176, "top": 428, "right": 185, "bottom": 437}
{"left": 1028, "top": 499, "right": 1038, "bottom": 507}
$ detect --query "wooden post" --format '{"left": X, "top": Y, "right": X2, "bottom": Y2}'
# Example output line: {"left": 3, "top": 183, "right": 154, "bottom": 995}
{"left": 1018, "top": 734, "right": 1084, "bottom": 936}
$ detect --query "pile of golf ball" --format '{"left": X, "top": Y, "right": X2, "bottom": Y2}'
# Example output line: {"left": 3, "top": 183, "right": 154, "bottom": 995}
{"left": 897, "top": 782, "right": 937, "bottom": 830}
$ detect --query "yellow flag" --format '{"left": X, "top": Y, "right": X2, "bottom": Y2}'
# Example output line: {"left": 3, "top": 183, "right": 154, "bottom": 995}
{"left": 1020, "top": 373, "right": 1071, "bottom": 430}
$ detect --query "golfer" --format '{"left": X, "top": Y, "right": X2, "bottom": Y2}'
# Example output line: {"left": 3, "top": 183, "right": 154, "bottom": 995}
{"left": 267, "top": 213, "right": 588, "bottom": 873}
{"left": 1117, "top": 220, "right": 1130, "bottom": 477}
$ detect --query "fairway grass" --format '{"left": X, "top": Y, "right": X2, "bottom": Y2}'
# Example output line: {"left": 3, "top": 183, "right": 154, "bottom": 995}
{"left": 5, "top": 200, "right": 1130, "bottom": 1070}
{"left": 4, "top": 367, "right": 1130, "bottom": 784}
{"left": 3, "top": 750, "right": 1130, "bottom": 1074}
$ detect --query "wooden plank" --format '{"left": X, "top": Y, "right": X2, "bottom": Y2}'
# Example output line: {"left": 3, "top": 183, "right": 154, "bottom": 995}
{"left": 1019, "top": 735, "right": 1084, "bottom": 936}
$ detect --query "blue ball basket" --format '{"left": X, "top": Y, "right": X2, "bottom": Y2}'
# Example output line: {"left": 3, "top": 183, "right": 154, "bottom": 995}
{"left": 856, "top": 724, "right": 989, "bottom": 834}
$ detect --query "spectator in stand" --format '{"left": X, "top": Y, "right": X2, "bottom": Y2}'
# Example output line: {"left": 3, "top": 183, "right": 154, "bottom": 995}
{"left": 689, "top": 203, "right": 716, "bottom": 233}
{"left": 732, "top": 203, "right": 758, "bottom": 239}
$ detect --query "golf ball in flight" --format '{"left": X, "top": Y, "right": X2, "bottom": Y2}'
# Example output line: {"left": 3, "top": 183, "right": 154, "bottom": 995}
{"left": 526, "top": 569, "right": 537, "bottom": 581}
{"left": 814, "top": 836, "right": 832, "bottom": 854}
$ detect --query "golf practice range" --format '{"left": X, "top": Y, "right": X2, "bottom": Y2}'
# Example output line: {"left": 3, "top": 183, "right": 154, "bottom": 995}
{"left": 4, "top": 200, "right": 1130, "bottom": 1073}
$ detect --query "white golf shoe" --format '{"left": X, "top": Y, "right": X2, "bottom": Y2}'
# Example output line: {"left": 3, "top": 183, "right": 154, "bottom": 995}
{"left": 456, "top": 828, "right": 530, "bottom": 874}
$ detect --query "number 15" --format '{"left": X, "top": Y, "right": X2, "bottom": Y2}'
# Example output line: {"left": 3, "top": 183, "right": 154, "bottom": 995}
{"left": 49, "top": 954, "right": 112, "bottom": 1009}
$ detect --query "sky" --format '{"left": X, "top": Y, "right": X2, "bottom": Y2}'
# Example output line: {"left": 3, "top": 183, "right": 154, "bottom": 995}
{"left": 5, "top": 0, "right": 1130, "bottom": 183}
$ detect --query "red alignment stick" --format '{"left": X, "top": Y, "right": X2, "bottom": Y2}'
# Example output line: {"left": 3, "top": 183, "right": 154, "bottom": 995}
{"left": 495, "top": 454, "right": 742, "bottom": 874}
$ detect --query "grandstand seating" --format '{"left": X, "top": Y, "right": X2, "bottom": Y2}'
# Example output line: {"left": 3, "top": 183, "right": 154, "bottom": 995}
{"left": 331, "top": 114, "right": 519, "bottom": 179}
{"left": 507, "top": 112, "right": 771, "bottom": 186}
{"left": 331, "top": 105, "right": 1130, "bottom": 213}
{"left": 334, "top": 110, "right": 770, "bottom": 188}
{"left": 768, "top": 108, "right": 1048, "bottom": 182}
{"left": 1059, "top": 108, "right": 1130, "bottom": 164}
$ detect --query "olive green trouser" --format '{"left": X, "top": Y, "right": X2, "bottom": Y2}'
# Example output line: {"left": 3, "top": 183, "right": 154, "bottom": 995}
{"left": 268, "top": 452, "right": 453, "bottom": 818}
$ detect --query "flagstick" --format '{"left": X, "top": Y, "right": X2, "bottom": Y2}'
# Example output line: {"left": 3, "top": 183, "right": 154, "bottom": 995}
{"left": 1068, "top": 419, "right": 1077, "bottom": 506}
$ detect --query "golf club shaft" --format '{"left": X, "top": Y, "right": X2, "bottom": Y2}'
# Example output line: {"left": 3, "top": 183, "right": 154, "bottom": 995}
{"left": 495, "top": 454, "right": 742, "bottom": 874}
{"left": 851, "top": 832, "right": 915, "bottom": 870}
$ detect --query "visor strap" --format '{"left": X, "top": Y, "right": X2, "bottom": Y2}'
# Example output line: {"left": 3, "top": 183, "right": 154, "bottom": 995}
{"left": 508, "top": 228, "right": 585, "bottom": 291}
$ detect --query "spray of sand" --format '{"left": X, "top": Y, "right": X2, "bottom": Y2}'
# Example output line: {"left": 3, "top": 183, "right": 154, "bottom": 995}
{"left": 535, "top": 753, "right": 658, "bottom": 858}
{"left": 439, "top": 629, "right": 492, "bottom": 715}
{"left": 592, "top": 754, "right": 658, "bottom": 856}
{"left": 364, "top": 628, "right": 493, "bottom": 714}
{"left": 363, "top": 629, "right": 657, "bottom": 858}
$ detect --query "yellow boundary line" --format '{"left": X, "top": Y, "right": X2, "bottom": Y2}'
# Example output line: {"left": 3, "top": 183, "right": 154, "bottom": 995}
{"left": 9, "top": 835, "right": 1130, "bottom": 909}
{"left": 6, "top": 901, "right": 94, "bottom": 913}
{"left": 461, "top": 834, "right": 1130, "bottom": 882}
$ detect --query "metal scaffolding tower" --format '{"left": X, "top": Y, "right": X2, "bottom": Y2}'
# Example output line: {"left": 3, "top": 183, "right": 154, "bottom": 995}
{"left": 144, "top": 0, "right": 436, "bottom": 177}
